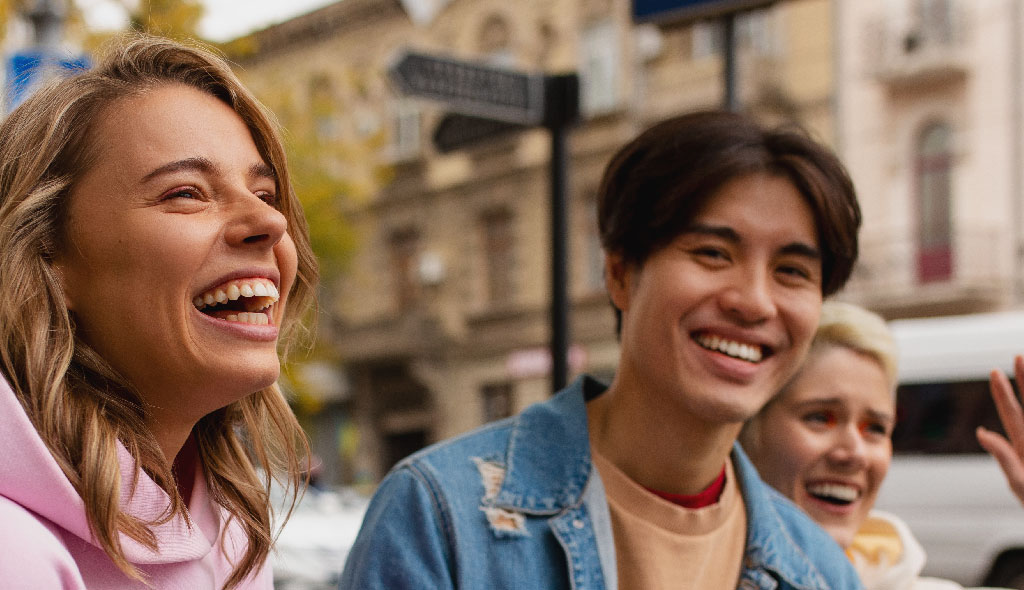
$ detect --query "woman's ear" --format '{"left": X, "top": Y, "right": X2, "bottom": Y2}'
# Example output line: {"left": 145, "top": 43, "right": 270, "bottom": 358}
{"left": 604, "top": 251, "right": 633, "bottom": 313}
{"left": 50, "top": 257, "right": 75, "bottom": 312}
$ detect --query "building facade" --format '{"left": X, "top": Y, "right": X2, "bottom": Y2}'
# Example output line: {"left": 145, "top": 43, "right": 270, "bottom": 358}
{"left": 233, "top": 0, "right": 835, "bottom": 487}
{"left": 837, "top": 0, "right": 1024, "bottom": 318}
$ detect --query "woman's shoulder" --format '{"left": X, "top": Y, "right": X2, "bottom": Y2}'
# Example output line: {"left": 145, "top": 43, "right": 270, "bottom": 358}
{"left": 0, "top": 495, "right": 86, "bottom": 588}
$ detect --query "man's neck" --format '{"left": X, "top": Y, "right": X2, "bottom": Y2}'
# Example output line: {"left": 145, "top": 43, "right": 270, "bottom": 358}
{"left": 586, "top": 380, "right": 742, "bottom": 495}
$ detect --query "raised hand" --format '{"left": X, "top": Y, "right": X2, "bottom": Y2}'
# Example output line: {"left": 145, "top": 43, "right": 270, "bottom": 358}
{"left": 978, "top": 354, "right": 1024, "bottom": 506}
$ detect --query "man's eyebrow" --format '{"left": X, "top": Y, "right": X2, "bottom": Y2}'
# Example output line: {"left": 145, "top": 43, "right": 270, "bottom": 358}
{"left": 780, "top": 242, "right": 821, "bottom": 261}
{"left": 682, "top": 222, "right": 740, "bottom": 242}
{"left": 681, "top": 222, "right": 821, "bottom": 260}
{"left": 141, "top": 157, "right": 216, "bottom": 183}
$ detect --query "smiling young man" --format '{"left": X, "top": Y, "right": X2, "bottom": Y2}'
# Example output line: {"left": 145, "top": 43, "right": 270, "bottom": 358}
{"left": 341, "top": 111, "right": 864, "bottom": 590}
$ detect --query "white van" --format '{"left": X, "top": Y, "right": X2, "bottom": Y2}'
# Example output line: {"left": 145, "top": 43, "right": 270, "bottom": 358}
{"left": 878, "top": 311, "right": 1024, "bottom": 588}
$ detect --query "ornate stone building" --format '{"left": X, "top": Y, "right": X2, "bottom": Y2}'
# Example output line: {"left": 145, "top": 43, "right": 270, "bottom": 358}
{"left": 837, "top": 0, "right": 1024, "bottom": 318}
{"left": 233, "top": 0, "right": 835, "bottom": 486}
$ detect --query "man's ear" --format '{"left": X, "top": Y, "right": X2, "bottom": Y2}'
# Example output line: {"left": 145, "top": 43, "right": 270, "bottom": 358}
{"left": 604, "top": 251, "right": 633, "bottom": 313}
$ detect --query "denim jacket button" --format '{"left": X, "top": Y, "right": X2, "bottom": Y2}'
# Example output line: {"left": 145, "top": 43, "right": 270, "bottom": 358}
{"left": 572, "top": 519, "right": 585, "bottom": 529}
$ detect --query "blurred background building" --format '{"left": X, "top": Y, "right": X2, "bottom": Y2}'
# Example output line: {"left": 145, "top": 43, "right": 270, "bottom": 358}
{"left": 4, "top": 0, "right": 1016, "bottom": 487}
{"left": 229, "top": 0, "right": 837, "bottom": 488}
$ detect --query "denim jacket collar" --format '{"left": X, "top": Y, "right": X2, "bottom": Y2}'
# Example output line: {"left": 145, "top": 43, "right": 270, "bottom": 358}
{"left": 734, "top": 446, "right": 835, "bottom": 590}
{"left": 491, "top": 376, "right": 602, "bottom": 514}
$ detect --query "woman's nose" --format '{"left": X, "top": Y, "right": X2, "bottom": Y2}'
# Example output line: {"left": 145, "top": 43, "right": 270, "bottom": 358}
{"left": 827, "top": 424, "right": 869, "bottom": 469}
{"left": 226, "top": 192, "right": 288, "bottom": 248}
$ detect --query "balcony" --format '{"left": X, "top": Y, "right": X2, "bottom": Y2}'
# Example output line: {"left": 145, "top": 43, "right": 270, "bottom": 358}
{"left": 842, "top": 225, "right": 1012, "bottom": 317}
{"left": 864, "top": 7, "right": 970, "bottom": 90}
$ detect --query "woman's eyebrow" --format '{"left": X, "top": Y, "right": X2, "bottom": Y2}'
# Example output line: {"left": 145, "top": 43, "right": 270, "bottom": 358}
{"left": 141, "top": 156, "right": 216, "bottom": 183}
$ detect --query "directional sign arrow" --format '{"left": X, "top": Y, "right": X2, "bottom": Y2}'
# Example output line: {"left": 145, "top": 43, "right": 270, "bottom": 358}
{"left": 389, "top": 50, "right": 546, "bottom": 126}
{"left": 433, "top": 113, "right": 526, "bottom": 153}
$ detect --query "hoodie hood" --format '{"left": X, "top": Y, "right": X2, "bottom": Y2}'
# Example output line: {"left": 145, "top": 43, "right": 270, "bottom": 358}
{"left": 0, "top": 374, "right": 219, "bottom": 565}
{"left": 847, "top": 510, "right": 927, "bottom": 590}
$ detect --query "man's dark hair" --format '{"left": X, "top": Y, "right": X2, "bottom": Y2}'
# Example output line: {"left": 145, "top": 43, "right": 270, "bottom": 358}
{"left": 598, "top": 110, "right": 861, "bottom": 301}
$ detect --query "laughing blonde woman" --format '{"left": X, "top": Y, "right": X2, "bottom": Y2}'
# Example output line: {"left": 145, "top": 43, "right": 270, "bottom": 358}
{"left": 0, "top": 35, "right": 317, "bottom": 589}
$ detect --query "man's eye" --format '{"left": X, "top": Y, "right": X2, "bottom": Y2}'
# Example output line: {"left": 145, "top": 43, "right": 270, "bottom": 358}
{"left": 778, "top": 264, "right": 811, "bottom": 279}
{"left": 692, "top": 247, "right": 729, "bottom": 261}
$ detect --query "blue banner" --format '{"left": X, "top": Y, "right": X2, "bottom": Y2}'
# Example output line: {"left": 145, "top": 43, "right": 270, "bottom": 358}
{"left": 632, "top": 0, "right": 774, "bottom": 24}
{"left": 6, "top": 50, "right": 89, "bottom": 111}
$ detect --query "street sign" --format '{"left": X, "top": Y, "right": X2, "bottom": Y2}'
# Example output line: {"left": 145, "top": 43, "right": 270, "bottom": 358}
{"left": 389, "top": 48, "right": 580, "bottom": 391}
{"left": 432, "top": 112, "right": 525, "bottom": 153}
{"left": 388, "top": 50, "right": 546, "bottom": 126}
{"left": 632, "top": 0, "right": 775, "bottom": 25}
{"left": 6, "top": 50, "right": 88, "bottom": 111}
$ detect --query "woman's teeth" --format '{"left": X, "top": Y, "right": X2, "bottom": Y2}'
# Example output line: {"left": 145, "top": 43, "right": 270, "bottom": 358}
{"left": 223, "top": 311, "right": 271, "bottom": 325}
{"left": 807, "top": 483, "right": 859, "bottom": 505}
{"left": 694, "top": 334, "right": 764, "bottom": 362}
{"left": 193, "top": 278, "right": 279, "bottom": 324}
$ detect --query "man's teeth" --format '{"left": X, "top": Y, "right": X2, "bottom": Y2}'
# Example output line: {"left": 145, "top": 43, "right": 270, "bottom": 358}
{"left": 807, "top": 483, "right": 859, "bottom": 504}
{"left": 694, "top": 334, "right": 763, "bottom": 362}
{"left": 193, "top": 278, "right": 279, "bottom": 312}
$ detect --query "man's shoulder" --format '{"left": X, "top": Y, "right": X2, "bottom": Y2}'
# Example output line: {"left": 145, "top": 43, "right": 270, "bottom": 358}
{"left": 733, "top": 449, "right": 862, "bottom": 589}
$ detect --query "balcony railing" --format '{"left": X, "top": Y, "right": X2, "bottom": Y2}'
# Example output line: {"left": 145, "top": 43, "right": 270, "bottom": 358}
{"left": 864, "top": 5, "right": 970, "bottom": 89}
{"left": 843, "top": 225, "right": 1012, "bottom": 315}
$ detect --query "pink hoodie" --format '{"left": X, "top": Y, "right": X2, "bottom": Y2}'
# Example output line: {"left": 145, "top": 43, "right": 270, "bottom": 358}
{"left": 0, "top": 376, "right": 272, "bottom": 589}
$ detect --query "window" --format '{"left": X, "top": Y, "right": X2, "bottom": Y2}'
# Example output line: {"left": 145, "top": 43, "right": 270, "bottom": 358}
{"left": 893, "top": 380, "right": 1006, "bottom": 455}
{"left": 309, "top": 74, "right": 337, "bottom": 141}
{"left": 736, "top": 8, "right": 781, "bottom": 58}
{"left": 481, "top": 209, "right": 516, "bottom": 305}
{"left": 915, "top": 122, "right": 954, "bottom": 282}
{"left": 481, "top": 382, "right": 514, "bottom": 422}
{"left": 388, "top": 99, "right": 421, "bottom": 161}
{"left": 692, "top": 20, "right": 724, "bottom": 60}
{"left": 389, "top": 229, "right": 420, "bottom": 311}
{"left": 580, "top": 19, "right": 620, "bottom": 116}
{"left": 913, "top": 0, "right": 953, "bottom": 48}
{"left": 691, "top": 9, "right": 779, "bottom": 60}
{"left": 582, "top": 193, "right": 605, "bottom": 292}
{"left": 479, "top": 14, "right": 515, "bottom": 66}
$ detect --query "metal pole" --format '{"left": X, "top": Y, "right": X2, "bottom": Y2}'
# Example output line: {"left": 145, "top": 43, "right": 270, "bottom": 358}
{"left": 550, "top": 122, "right": 569, "bottom": 392}
{"left": 27, "top": 0, "right": 65, "bottom": 49}
{"left": 723, "top": 12, "right": 739, "bottom": 111}
{"left": 543, "top": 73, "right": 578, "bottom": 393}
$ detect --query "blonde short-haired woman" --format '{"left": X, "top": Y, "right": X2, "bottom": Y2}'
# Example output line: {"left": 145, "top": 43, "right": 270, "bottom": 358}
{"left": 0, "top": 35, "right": 316, "bottom": 589}
{"left": 742, "top": 302, "right": 1001, "bottom": 590}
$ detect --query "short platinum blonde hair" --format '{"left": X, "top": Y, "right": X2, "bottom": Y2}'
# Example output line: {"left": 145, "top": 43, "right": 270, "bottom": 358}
{"left": 810, "top": 300, "right": 898, "bottom": 392}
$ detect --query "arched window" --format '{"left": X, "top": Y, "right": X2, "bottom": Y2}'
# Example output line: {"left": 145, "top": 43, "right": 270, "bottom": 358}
{"left": 915, "top": 121, "right": 953, "bottom": 282}
{"left": 478, "top": 14, "right": 513, "bottom": 66}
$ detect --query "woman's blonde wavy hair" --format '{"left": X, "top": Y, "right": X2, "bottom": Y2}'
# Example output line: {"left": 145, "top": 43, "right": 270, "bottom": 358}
{"left": 0, "top": 34, "right": 317, "bottom": 589}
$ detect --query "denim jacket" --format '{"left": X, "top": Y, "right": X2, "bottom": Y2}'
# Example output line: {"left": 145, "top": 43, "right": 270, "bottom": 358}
{"left": 340, "top": 376, "right": 863, "bottom": 590}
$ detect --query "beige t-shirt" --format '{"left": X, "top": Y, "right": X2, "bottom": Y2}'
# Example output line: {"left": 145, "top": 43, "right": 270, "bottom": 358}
{"left": 591, "top": 450, "right": 747, "bottom": 590}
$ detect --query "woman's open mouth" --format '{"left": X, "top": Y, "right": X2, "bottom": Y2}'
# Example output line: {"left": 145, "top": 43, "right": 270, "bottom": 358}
{"left": 192, "top": 277, "right": 279, "bottom": 326}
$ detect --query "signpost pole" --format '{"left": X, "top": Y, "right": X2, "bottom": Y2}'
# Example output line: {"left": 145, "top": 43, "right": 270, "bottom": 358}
{"left": 544, "top": 74, "right": 579, "bottom": 392}
{"left": 389, "top": 52, "right": 579, "bottom": 393}
{"left": 723, "top": 11, "right": 739, "bottom": 111}
{"left": 549, "top": 121, "right": 570, "bottom": 392}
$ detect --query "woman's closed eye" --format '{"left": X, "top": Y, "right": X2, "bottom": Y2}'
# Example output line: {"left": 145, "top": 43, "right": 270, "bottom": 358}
{"left": 803, "top": 410, "right": 837, "bottom": 428}
{"left": 161, "top": 186, "right": 203, "bottom": 201}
